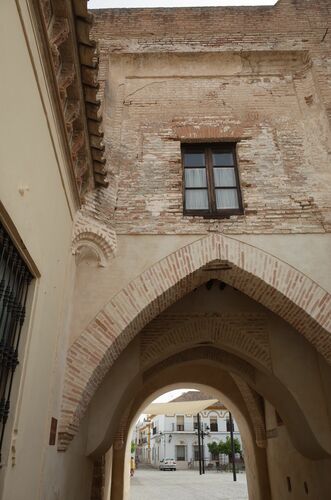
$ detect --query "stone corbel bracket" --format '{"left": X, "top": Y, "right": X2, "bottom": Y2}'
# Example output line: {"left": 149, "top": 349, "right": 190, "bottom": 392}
{"left": 72, "top": 222, "right": 116, "bottom": 267}
{"left": 72, "top": 185, "right": 117, "bottom": 267}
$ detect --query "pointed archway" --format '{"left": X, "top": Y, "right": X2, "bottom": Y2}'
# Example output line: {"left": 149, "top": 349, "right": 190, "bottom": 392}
{"left": 59, "top": 233, "right": 331, "bottom": 450}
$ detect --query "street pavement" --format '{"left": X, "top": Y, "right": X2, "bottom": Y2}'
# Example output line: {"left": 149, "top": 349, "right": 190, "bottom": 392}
{"left": 130, "top": 467, "right": 249, "bottom": 499}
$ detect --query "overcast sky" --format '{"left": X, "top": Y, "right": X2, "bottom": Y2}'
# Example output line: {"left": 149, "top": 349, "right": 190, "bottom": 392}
{"left": 89, "top": 0, "right": 277, "bottom": 9}
{"left": 153, "top": 389, "right": 197, "bottom": 403}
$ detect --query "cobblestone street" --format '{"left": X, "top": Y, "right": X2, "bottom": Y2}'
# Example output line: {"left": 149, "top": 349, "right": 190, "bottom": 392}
{"left": 130, "top": 468, "right": 249, "bottom": 499}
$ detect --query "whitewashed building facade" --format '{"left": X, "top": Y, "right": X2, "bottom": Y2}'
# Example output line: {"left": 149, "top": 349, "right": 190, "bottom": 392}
{"left": 135, "top": 394, "right": 242, "bottom": 469}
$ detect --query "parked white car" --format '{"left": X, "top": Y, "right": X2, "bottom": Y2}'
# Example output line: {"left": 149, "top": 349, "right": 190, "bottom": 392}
{"left": 159, "top": 458, "right": 176, "bottom": 471}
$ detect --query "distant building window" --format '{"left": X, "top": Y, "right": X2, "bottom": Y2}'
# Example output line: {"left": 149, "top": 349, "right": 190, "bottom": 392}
{"left": 210, "top": 416, "right": 218, "bottom": 432}
{"left": 193, "top": 415, "right": 198, "bottom": 430}
{"left": 176, "top": 445, "right": 186, "bottom": 461}
{"left": 182, "top": 143, "right": 243, "bottom": 217}
{"left": 176, "top": 415, "right": 184, "bottom": 431}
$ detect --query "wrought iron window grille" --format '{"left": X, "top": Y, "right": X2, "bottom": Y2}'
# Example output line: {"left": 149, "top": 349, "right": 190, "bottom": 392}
{"left": 0, "top": 222, "right": 32, "bottom": 464}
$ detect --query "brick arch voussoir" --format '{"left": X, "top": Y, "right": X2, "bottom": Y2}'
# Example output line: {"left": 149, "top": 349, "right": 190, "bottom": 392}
{"left": 59, "top": 234, "right": 331, "bottom": 451}
{"left": 141, "top": 316, "right": 272, "bottom": 371}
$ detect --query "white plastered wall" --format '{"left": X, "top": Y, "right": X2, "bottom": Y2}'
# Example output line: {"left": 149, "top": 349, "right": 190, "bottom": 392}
{"left": 0, "top": 1, "right": 91, "bottom": 499}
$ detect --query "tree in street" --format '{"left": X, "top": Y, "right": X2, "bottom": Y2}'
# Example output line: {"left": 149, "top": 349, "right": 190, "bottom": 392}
{"left": 207, "top": 437, "right": 242, "bottom": 461}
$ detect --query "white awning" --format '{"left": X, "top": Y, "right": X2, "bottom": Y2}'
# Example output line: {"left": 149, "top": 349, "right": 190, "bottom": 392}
{"left": 144, "top": 399, "right": 218, "bottom": 416}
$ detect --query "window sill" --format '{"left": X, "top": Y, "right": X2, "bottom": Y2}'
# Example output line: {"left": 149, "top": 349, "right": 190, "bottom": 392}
{"left": 183, "top": 210, "right": 244, "bottom": 219}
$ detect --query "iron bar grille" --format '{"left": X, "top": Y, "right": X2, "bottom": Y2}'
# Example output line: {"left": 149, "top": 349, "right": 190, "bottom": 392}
{"left": 0, "top": 222, "right": 32, "bottom": 463}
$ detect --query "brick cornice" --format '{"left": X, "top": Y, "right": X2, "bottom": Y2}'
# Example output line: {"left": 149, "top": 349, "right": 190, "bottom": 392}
{"left": 31, "top": 0, "right": 108, "bottom": 204}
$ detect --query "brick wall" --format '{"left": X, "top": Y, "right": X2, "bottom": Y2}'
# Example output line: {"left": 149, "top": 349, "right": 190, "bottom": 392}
{"left": 92, "top": 0, "right": 331, "bottom": 235}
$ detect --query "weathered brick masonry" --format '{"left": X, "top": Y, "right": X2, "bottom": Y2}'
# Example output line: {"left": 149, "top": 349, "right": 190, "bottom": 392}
{"left": 92, "top": 0, "right": 331, "bottom": 235}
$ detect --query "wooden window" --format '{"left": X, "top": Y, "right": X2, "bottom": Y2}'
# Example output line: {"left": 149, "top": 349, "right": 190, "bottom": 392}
{"left": 176, "top": 415, "right": 184, "bottom": 431}
{"left": 182, "top": 143, "right": 243, "bottom": 217}
{"left": 210, "top": 416, "right": 218, "bottom": 432}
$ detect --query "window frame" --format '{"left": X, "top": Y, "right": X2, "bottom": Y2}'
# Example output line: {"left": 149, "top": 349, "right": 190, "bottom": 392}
{"left": 176, "top": 414, "right": 185, "bottom": 431}
{"left": 176, "top": 444, "right": 186, "bottom": 461}
{"left": 181, "top": 142, "right": 244, "bottom": 218}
